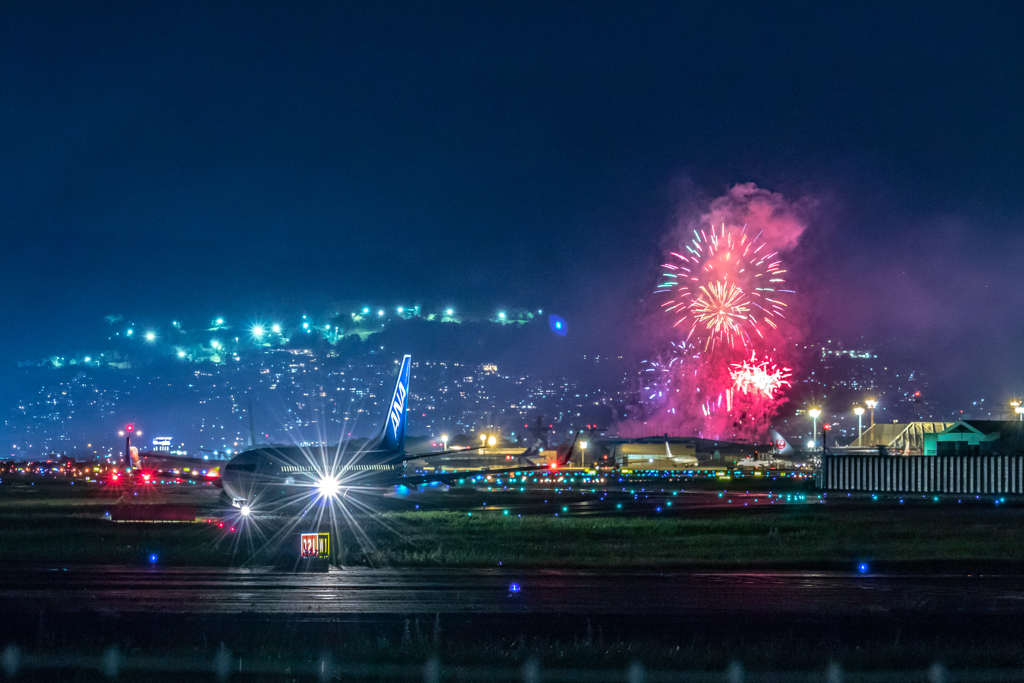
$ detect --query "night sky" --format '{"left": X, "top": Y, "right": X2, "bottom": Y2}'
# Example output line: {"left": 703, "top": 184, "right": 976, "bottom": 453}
{"left": 1, "top": 2, "right": 1021, "bottom": 405}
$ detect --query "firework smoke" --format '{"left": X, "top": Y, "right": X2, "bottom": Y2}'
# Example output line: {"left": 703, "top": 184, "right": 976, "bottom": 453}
{"left": 620, "top": 183, "right": 811, "bottom": 442}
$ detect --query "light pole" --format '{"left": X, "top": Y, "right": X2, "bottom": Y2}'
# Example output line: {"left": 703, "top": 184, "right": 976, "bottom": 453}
{"left": 441, "top": 434, "right": 448, "bottom": 451}
{"left": 854, "top": 406, "right": 865, "bottom": 445}
{"left": 580, "top": 440, "right": 588, "bottom": 469}
{"left": 1012, "top": 400, "right": 1023, "bottom": 422}
{"left": 865, "top": 399, "right": 877, "bottom": 429}
{"left": 808, "top": 408, "right": 821, "bottom": 451}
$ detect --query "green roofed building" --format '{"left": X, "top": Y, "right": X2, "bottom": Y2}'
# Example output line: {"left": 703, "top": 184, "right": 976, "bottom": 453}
{"left": 923, "top": 420, "right": 1024, "bottom": 456}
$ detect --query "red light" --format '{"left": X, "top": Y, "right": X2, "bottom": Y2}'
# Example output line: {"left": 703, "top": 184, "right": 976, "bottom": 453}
{"left": 142, "top": 474, "right": 151, "bottom": 481}
{"left": 230, "top": 527, "right": 235, "bottom": 532}
{"left": 126, "top": 424, "right": 134, "bottom": 432}
{"left": 218, "top": 522, "right": 224, "bottom": 528}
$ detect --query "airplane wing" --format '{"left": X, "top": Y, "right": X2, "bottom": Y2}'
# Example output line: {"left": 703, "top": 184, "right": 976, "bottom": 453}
{"left": 398, "top": 463, "right": 553, "bottom": 488}
{"left": 399, "top": 445, "right": 486, "bottom": 462}
{"left": 396, "top": 436, "right": 580, "bottom": 488}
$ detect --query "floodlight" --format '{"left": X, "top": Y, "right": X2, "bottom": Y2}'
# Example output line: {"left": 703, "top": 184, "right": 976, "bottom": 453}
{"left": 316, "top": 476, "right": 340, "bottom": 499}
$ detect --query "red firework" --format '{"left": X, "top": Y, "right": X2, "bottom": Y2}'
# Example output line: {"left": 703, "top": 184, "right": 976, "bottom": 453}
{"left": 730, "top": 352, "right": 792, "bottom": 399}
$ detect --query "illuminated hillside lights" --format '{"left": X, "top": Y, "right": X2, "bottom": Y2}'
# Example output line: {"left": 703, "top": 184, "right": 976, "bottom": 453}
{"left": 215, "top": 318, "right": 224, "bottom": 326}
{"left": 445, "top": 308, "right": 453, "bottom": 316}
{"left": 316, "top": 475, "right": 340, "bottom": 499}
{"left": 377, "top": 310, "right": 384, "bottom": 316}
{"left": 211, "top": 340, "right": 221, "bottom": 349}
{"left": 176, "top": 350, "right": 186, "bottom": 358}
{"left": 362, "top": 307, "right": 370, "bottom": 314}
{"left": 144, "top": 331, "right": 156, "bottom": 342}
{"left": 498, "top": 312, "right": 506, "bottom": 320}
{"left": 251, "top": 325, "right": 264, "bottom": 338}
{"left": 397, "top": 307, "right": 404, "bottom": 313}
{"left": 126, "top": 329, "right": 134, "bottom": 336}
{"left": 271, "top": 324, "right": 281, "bottom": 334}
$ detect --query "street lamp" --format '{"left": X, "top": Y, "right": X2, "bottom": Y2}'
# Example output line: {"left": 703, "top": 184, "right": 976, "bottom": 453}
{"left": 865, "top": 399, "right": 877, "bottom": 429}
{"left": 1013, "top": 400, "right": 1023, "bottom": 422}
{"left": 441, "top": 434, "right": 449, "bottom": 450}
{"left": 580, "top": 441, "right": 588, "bottom": 469}
{"left": 854, "top": 406, "right": 865, "bottom": 444}
{"left": 808, "top": 408, "right": 821, "bottom": 451}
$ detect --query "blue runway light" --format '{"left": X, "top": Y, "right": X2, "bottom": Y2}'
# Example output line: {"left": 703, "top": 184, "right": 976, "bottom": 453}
{"left": 150, "top": 554, "right": 157, "bottom": 563}
{"left": 509, "top": 583, "right": 521, "bottom": 593}
{"left": 858, "top": 563, "right": 868, "bottom": 574}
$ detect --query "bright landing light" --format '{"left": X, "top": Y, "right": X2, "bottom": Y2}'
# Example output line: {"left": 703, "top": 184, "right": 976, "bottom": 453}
{"left": 240, "top": 505, "right": 250, "bottom": 516}
{"left": 317, "top": 476, "right": 340, "bottom": 499}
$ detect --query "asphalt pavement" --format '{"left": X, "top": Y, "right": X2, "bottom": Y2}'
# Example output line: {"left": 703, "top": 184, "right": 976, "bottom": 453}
{"left": 2, "top": 564, "right": 1022, "bottom": 617}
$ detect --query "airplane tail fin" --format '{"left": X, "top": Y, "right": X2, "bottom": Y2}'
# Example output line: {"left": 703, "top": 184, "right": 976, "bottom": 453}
{"left": 519, "top": 446, "right": 540, "bottom": 466}
{"left": 769, "top": 429, "right": 796, "bottom": 456}
{"left": 377, "top": 355, "right": 411, "bottom": 453}
{"left": 552, "top": 431, "right": 581, "bottom": 468}
{"left": 124, "top": 437, "right": 140, "bottom": 469}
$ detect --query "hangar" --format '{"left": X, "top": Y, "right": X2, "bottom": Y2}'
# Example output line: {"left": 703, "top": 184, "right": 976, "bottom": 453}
{"left": 846, "top": 422, "right": 953, "bottom": 454}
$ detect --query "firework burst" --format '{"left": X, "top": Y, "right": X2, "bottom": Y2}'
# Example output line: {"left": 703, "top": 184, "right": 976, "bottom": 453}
{"left": 655, "top": 223, "right": 792, "bottom": 350}
{"left": 730, "top": 352, "right": 792, "bottom": 399}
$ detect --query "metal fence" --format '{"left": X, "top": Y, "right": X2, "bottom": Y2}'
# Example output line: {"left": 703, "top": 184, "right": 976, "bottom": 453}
{"left": 820, "top": 454, "right": 1024, "bottom": 493}
{"left": 3, "top": 646, "right": 1022, "bottom": 683}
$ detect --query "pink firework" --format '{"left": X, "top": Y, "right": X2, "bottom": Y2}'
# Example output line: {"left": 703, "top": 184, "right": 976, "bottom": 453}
{"left": 730, "top": 352, "right": 792, "bottom": 399}
{"left": 655, "top": 223, "right": 792, "bottom": 350}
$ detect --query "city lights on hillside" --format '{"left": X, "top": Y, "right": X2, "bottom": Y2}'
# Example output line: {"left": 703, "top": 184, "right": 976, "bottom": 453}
{"left": 144, "top": 331, "right": 156, "bottom": 342}
{"left": 271, "top": 324, "right": 281, "bottom": 334}
{"left": 498, "top": 312, "right": 506, "bottom": 320}
{"left": 445, "top": 308, "right": 453, "bottom": 316}
{"left": 211, "top": 340, "right": 221, "bottom": 349}
{"left": 251, "top": 325, "right": 264, "bottom": 338}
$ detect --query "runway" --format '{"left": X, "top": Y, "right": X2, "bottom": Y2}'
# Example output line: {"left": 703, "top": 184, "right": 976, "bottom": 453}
{"left": 2, "top": 564, "right": 1023, "bottom": 616}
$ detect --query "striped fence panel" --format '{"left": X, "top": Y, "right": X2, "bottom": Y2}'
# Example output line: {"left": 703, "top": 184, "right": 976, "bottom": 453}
{"left": 819, "top": 455, "right": 1024, "bottom": 494}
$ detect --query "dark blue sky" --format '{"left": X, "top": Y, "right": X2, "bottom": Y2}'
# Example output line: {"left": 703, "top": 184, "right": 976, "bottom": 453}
{"left": 1, "top": 1, "right": 1021, "bottom": 404}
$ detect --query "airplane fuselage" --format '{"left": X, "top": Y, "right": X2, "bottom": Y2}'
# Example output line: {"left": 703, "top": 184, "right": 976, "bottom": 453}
{"left": 220, "top": 445, "right": 406, "bottom": 510}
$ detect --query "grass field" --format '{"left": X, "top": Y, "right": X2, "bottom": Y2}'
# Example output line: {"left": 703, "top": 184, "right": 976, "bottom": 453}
{"left": 3, "top": 480, "right": 1024, "bottom": 570}
{"left": 348, "top": 505, "right": 1024, "bottom": 569}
